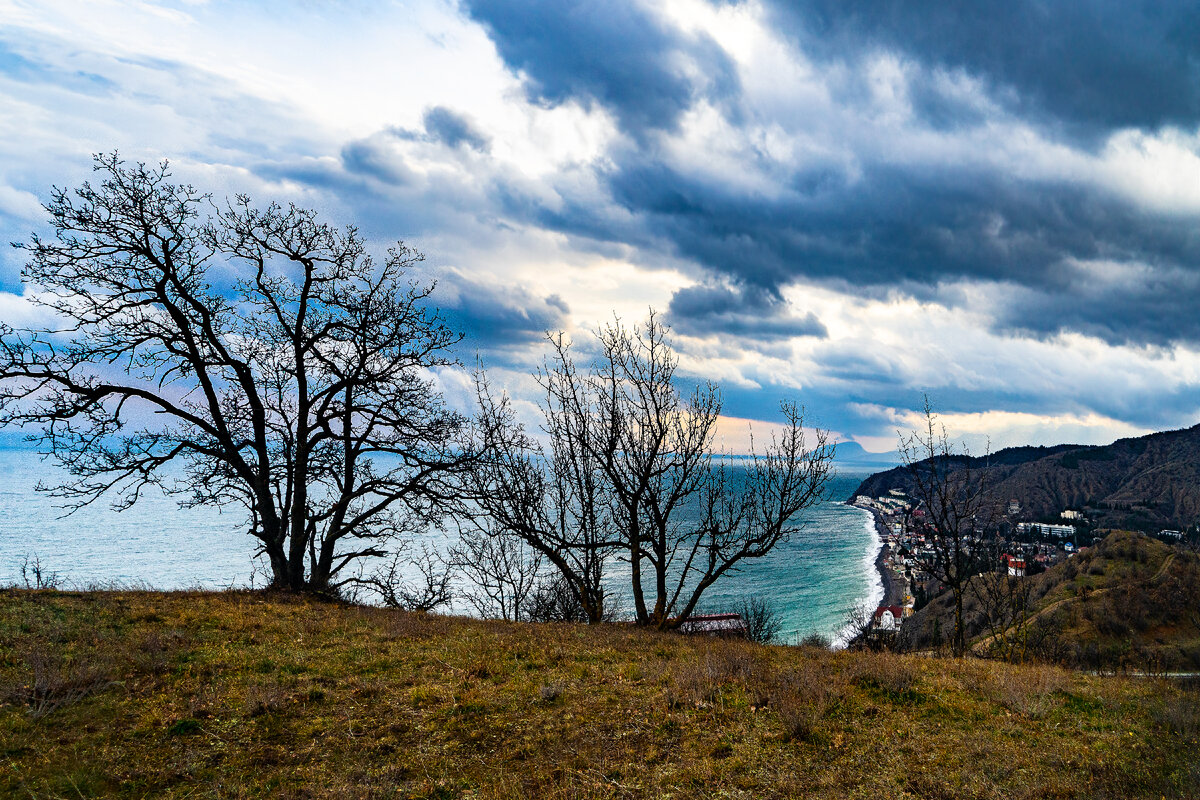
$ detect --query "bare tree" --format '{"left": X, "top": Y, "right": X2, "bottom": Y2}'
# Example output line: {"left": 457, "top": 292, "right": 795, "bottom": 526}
{"left": 450, "top": 527, "right": 543, "bottom": 621}
{"left": 472, "top": 313, "right": 834, "bottom": 630}
{"left": 467, "top": 369, "right": 616, "bottom": 623}
{"left": 353, "top": 543, "right": 454, "bottom": 612}
{"left": 525, "top": 575, "right": 593, "bottom": 623}
{"left": 840, "top": 599, "right": 875, "bottom": 649}
{"left": 592, "top": 315, "right": 833, "bottom": 629}
{"left": 0, "top": 154, "right": 473, "bottom": 593}
{"left": 970, "top": 568, "right": 1036, "bottom": 662}
{"left": 899, "top": 398, "right": 997, "bottom": 656}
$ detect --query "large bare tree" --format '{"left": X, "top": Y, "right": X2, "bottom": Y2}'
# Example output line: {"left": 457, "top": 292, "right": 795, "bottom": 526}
{"left": 0, "top": 154, "right": 473, "bottom": 593}
{"left": 472, "top": 314, "right": 835, "bottom": 629}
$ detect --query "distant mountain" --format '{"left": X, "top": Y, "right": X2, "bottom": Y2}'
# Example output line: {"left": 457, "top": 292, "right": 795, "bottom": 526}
{"left": 850, "top": 423, "right": 1200, "bottom": 531}
{"left": 831, "top": 440, "right": 903, "bottom": 468}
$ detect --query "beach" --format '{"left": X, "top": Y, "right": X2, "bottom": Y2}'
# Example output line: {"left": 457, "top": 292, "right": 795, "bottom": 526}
{"left": 866, "top": 506, "right": 905, "bottom": 607}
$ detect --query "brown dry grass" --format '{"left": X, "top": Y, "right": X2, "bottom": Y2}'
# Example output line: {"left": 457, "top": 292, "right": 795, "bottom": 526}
{"left": 0, "top": 589, "right": 1196, "bottom": 799}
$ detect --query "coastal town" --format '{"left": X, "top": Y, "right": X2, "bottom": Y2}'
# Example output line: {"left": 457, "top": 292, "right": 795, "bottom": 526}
{"left": 852, "top": 489, "right": 1096, "bottom": 632}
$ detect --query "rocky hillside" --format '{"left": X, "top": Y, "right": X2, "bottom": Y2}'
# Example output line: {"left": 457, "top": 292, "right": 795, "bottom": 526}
{"left": 851, "top": 424, "right": 1200, "bottom": 531}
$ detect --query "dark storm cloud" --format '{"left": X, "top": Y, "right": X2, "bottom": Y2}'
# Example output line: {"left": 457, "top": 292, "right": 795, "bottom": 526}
{"left": 760, "top": 0, "right": 1200, "bottom": 138}
{"left": 667, "top": 283, "right": 827, "bottom": 342}
{"left": 422, "top": 106, "right": 491, "bottom": 152}
{"left": 463, "top": 0, "right": 740, "bottom": 137}
{"left": 447, "top": 0, "right": 1200, "bottom": 349}
{"left": 594, "top": 156, "right": 1200, "bottom": 346}
{"left": 301, "top": 1, "right": 1200, "bottom": 356}
{"left": 993, "top": 265, "right": 1200, "bottom": 350}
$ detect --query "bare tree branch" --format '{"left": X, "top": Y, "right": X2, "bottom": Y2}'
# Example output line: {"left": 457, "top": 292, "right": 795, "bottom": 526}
{"left": 1, "top": 153, "right": 474, "bottom": 592}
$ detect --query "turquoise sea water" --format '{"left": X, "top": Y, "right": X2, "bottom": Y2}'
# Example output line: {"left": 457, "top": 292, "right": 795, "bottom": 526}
{"left": 0, "top": 447, "right": 879, "bottom": 643}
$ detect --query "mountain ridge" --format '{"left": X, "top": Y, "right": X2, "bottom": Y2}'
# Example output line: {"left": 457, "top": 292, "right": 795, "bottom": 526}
{"left": 850, "top": 423, "right": 1200, "bottom": 531}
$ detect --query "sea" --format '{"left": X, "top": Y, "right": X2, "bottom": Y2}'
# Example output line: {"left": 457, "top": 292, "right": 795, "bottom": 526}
{"left": 0, "top": 446, "right": 882, "bottom": 644}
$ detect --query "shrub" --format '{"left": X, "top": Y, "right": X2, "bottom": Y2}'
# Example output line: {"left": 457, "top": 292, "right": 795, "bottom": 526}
{"left": 990, "top": 664, "right": 1067, "bottom": 719}
{"left": 1, "top": 646, "right": 113, "bottom": 719}
{"left": 538, "top": 682, "right": 565, "bottom": 704}
{"left": 245, "top": 682, "right": 289, "bottom": 716}
{"left": 1154, "top": 693, "right": 1200, "bottom": 737}
{"left": 765, "top": 660, "right": 845, "bottom": 743}
{"left": 737, "top": 596, "right": 784, "bottom": 644}
{"left": 798, "top": 632, "right": 831, "bottom": 650}
{"left": 849, "top": 652, "right": 920, "bottom": 705}
{"left": 15, "top": 556, "right": 62, "bottom": 590}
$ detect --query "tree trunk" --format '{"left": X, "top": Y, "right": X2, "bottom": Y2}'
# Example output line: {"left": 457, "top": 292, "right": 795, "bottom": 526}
{"left": 630, "top": 548, "right": 649, "bottom": 624}
{"left": 953, "top": 587, "right": 966, "bottom": 657}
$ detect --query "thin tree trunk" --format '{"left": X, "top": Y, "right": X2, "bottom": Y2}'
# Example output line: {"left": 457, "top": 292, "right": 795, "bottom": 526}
{"left": 954, "top": 587, "right": 965, "bottom": 657}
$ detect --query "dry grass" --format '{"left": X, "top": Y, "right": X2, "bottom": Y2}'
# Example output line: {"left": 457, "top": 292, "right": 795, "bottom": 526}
{"left": 0, "top": 589, "right": 1196, "bottom": 799}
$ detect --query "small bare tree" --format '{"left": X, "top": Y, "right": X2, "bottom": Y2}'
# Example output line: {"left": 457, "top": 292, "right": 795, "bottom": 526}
{"left": 0, "top": 154, "right": 473, "bottom": 593}
{"left": 737, "top": 596, "right": 784, "bottom": 644}
{"left": 899, "top": 398, "right": 997, "bottom": 657}
{"left": 353, "top": 543, "right": 454, "bottom": 612}
{"left": 590, "top": 315, "right": 833, "bottom": 629}
{"left": 840, "top": 599, "right": 875, "bottom": 648}
{"left": 970, "top": 568, "right": 1036, "bottom": 662}
{"left": 450, "top": 527, "right": 543, "bottom": 621}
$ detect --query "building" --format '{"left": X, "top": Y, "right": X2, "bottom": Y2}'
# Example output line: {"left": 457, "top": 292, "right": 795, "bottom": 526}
{"left": 1017, "top": 522, "right": 1075, "bottom": 539}
{"left": 1005, "top": 554, "right": 1026, "bottom": 577}
{"left": 676, "top": 613, "right": 748, "bottom": 638}
{"left": 1061, "top": 510, "right": 1084, "bottom": 521}
{"left": 1007, "top": 499, "right": 1021, "bottom": 515}
{"left": 872, "top": 605, "right": 905, "bottom": 631}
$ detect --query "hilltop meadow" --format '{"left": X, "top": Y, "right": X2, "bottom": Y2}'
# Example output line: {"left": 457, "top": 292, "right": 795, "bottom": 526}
{"left": 2, "top": 590, "right": 1198, "bottom": 799}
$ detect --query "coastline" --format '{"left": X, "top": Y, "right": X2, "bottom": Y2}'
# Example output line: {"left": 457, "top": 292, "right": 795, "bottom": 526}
{"left": 860, "top": 503, "right": 904, "bottom": 608}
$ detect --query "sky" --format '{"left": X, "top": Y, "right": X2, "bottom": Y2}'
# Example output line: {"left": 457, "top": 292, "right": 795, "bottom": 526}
{"left": 1, "top": 0, "right": 1199, "bottom": 454}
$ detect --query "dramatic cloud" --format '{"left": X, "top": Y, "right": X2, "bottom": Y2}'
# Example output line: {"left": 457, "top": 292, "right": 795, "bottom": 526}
{"left": 463, "top": 0, "right": 740, "bottom": 138}
{"left": 667, "top": 283, "right": 827, "bottom": 343}
{"left": 2, "top": 0, "right": 1199, "bottom": 451}
{"left": 761, "top": 0, "right": 1200, "bottom": 136}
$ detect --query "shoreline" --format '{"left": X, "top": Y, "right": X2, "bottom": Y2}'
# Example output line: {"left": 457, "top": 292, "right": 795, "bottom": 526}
{"left": 859, "top": 502, "right": 905, "bottom": 608}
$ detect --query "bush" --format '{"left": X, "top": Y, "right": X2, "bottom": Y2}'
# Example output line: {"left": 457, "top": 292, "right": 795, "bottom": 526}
{"left": 768, "top": 661, "right": 846, "bottom": 743}
{"left": 798, "top": 632, "right": 831, "bottom": 650}
{"left": 990, "top": 664, "right": 1067, "bottom": 719}
{"left": 737, "top": 596, "right": 784, "bottom": 644}
{"left": 1, "top": 646, "right": 113, "bottom": 719}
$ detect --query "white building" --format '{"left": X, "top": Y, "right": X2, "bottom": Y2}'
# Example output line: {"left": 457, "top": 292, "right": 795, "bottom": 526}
{"left": 1017, "top": 522, "right": 1075, "bottom": 539}
{"left": 872, "top": 605, "right": 904, "bottom": 631}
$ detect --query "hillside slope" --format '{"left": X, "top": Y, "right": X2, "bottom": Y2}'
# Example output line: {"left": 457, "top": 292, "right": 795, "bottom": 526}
{"left": 0, "top": 590, "right": 1197, "bottom": 799}
{"left": 903, "top": 531, "right": 1200, "bottom": 669}
{"left": 851, "top": 424, "right": 1200, "bottom": 531}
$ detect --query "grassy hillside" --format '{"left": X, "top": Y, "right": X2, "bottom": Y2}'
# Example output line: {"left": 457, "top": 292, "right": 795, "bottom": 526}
{"left": 851, "top": 423, "right": 1200, "bottom": 531}
{"left": 1, "top": 591, "right": 1198, "bottom": 798}
{"left": 904, "top": 531, "right": 1200, "bottom": 670}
